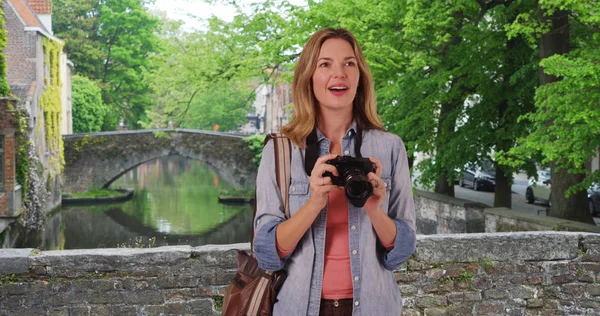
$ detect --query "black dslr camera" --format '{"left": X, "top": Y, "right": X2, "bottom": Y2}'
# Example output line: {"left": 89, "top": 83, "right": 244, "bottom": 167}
{"left": 323, "top": 156, "right": 376, "bottom": 207}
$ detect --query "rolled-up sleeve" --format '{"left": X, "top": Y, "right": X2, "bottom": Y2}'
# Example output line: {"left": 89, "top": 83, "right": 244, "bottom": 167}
{"left": 253, "top": 139, "right": 288, "bottom": 271}
{"left": 381, "top": 137, "right": 416, "bottom": 271}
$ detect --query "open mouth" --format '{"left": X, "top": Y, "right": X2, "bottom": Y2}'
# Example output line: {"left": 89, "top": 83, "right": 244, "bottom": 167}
{"left": 328, "top": 86, "right": 348, "bottom": 91}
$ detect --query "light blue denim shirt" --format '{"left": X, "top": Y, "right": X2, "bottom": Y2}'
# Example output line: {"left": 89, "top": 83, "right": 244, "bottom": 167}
{"left": 254, "top": 122, "right": 416, "bottom": 316}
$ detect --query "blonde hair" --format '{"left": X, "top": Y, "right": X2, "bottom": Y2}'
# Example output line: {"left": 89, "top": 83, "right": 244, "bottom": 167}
{"left": 280, "top": 28, "right": 384, "bottom": 148}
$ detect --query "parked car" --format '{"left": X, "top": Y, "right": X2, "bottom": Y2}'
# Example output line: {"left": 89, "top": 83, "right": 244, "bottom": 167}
{"left": 459, "top": 165, "right": 496, "bottom": 191}
{"left": 526, "top": 169, "right": 552, "bottom": 206}
{"left": 588, "top": 183, "right": 600, "bottom": 216}
{"left": 527, "top": 171, "right": 600, "bottom": 216}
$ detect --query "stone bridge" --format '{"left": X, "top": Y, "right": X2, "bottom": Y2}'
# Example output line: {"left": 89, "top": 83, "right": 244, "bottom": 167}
{"left": 62, "top": 130, "right": 257, "bottom": 193}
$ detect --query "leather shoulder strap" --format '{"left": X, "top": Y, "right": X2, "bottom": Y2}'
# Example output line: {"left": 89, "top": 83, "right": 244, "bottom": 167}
{"left": 251, "top": 133, "right": 292, "bottom": 254}
{"left": 266, "top": 133, "right": 292, "bottom": 218}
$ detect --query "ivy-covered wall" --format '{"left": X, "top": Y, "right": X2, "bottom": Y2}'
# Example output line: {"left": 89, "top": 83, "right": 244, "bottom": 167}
{"left": 40, "top": 37, "right": 65, "bottom": 178}
{"left": 0, "top": 0, "right": 9, "bottom": 96}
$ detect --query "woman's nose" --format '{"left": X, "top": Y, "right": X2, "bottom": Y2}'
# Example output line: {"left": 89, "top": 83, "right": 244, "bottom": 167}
{"left": 331, "top": 64, "right": 347, "bottom": 78}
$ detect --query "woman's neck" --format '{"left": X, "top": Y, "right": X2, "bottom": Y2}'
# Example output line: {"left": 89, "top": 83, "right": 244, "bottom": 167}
{"left": 316, "top": 108, "right": 353, "bottom": 145}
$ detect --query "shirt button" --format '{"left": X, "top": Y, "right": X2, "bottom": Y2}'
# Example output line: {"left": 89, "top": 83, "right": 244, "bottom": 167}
{"left": 354, "top": 276, "right": 359, "bottom": 281}
{"left": 352, "top": 250, "right": 357, "bottom": 255}
{"left": 347, "top": 131, "right": 352, "bottom": 136}
{"left": 257, "top": 220, "right": 260, "bottom": 224}
{"left": 344, "top": 150, "right": 350, "bottom": 155}
{"left": 351, "top": 225, "right": 356, "bottom": 230}
{"left": 354, "top": 301, "right": 359, "bottom": 306}
{"left": 291, "top": 186, "right": 296, "bottom": 192}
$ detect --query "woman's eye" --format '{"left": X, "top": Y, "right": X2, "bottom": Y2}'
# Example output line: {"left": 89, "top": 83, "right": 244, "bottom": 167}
{"left": 319, "top": 62, "right": 329, "bottom": 67}
{"left": 345, "top": 61, "right": 356, "bottom": 66}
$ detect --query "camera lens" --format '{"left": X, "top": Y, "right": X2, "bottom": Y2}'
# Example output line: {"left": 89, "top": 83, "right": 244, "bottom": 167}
{"left": 346, "top": 178, "right": 370, "bottom": 198}
{"left": 343, "top": 168, "right": 371, "bottom": 200}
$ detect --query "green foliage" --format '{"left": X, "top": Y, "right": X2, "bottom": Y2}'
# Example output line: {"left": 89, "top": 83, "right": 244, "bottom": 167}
{"left": 40, "top": 38, "right": 65, "bottom": 176}
{"left": 243, "top": 134, "right": 266, "bottom": 167}
{"left": 213, "top": 296, "right": 224, "bottom": 311}
{"left": 500, "top": 0, "right": 600, "bottom": 197}
{"left": 72, "top": 75, "right": 107, "bottom": 133}
{"left": 144, "top": 1, "right": 299, "bottom": 131}
{"left": 52, "top": 0, "right": 162, "bottom": 129}
{"left": 117, "top": 236, "right": 157, "bottom": 248}
{"left": 68, "top": 188, "right": 124, "bottom": 198}
{"left": 0, "top": 0, "right": 9, "bottom": 96}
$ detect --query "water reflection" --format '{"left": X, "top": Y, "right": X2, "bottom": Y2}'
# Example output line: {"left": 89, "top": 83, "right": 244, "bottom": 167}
{"left": 24, "top": 156, "right": 253, "bottom": 250}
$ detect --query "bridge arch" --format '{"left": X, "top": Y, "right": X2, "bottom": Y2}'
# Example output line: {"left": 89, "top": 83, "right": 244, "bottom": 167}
{"left": 62, "top": 130, "right": 258, "bottom": 193}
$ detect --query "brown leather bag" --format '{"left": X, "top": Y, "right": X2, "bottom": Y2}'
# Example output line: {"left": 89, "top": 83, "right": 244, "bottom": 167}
{"left": 222, "top": 134, "right": 292, "bottom": 316}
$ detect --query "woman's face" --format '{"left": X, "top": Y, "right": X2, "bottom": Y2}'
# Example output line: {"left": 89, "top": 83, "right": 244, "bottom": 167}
{"left": 312, "top": 38, "right": 360, "bottom": 112}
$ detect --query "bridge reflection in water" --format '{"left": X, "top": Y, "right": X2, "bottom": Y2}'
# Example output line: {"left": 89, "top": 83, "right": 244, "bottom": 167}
{"left": 30, "top": 156, "right": 253, "bottom": 250}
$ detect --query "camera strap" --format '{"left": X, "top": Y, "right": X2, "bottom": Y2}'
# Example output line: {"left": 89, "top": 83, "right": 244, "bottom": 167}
{"left": 304, "top": 126, "right": 363, "bottom": 176}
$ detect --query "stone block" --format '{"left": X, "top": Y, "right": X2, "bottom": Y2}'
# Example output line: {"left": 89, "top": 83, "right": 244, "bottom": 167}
{"left": 141, "top": 305, "right": 165, "bottom": 316}
{"left": 400, "top": 284, "right": 418, "bottom": 296}
{"left": 186, "top": 298, "right": 216, "bottom": 315}
{"left": 527, "top": 298, "right": 544, "bottom": 308}
{"left": 416, "top": 295, "right": 447, "bottom": 308}
{"left": 122, "top": 290, "right": 165, "bottom": 305}
{"left": 110, "top": 305, "right": 137, "bottom": 316}
{"left": 509, "top": 285, "right": 537, "bottom": 299}
{"left": 587, "top": 284, "right": 600, "bottom": 296}
{"left": 30, "top": 246, "right": 191, "bottom": 277}
{"left": 48, "top": 307, "right": 69, "bottom": 316}
{"left": 474, "top": 301, "right": 505, "bottom": 314}
{"left": 446, "top": 304, "right": 473, "bottom": 316}
{"left": 414, "top": 232, "right": 580, "bottom": 264}
{"left": 484, "top": 289, "right": 510, "bottom": 300}
{"left": 85, "top": 291, "right": 124, "bottom": 305}
{"left": 89, "top": 305, "right": 111, "bottom": 316}
{"left": 0, "top": 248, "right": 33, "bottom": 274}
{"left": 424, "top": 308, "right": 447, "bottom": 316}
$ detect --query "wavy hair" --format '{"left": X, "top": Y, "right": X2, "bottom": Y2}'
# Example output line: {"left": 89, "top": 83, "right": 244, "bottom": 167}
{"left": 280, "top": 28, "right": 384, "bottom": 148}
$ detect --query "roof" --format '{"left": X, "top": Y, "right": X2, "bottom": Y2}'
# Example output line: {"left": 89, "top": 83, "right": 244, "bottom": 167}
{"left": 6, "top": 0, "right": 44, "bottom": 28}
{"left": 28, "top": 0, "right": 51, "bottom": 14}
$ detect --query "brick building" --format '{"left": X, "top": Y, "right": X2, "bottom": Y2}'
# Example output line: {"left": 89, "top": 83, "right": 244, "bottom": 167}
{"left": 0, "top": 98, "right": 22, "bottom": 218}
{"left": 0, "top": 0, "right": 73, "bottom": 218}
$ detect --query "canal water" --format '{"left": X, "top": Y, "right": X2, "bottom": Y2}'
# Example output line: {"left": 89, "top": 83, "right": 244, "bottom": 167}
{"left": 21, "top": 156, "right": 253, "bottom": 250}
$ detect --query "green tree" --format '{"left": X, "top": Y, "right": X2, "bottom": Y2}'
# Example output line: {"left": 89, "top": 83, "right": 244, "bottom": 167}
{"left": 52, "top": 0, "right": 161, "bottom": 129}
{"left": 295, "top": 0, "right": 538, "bottom": 209}
{"left": 71, "top": 75, "right": 108, "bottom": 133}
{"left": 0, "top": 0, "right": 9, "bottom": 96}
{"left": 146, "top": 1, "right": 299, "bottom": 130}
{"left": 500, "top": 0, "right": 600, "bottom": 223}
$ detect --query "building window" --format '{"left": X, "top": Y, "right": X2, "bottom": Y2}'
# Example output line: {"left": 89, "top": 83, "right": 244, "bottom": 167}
{"left": 0, "top": 135, "right": 4, "bottom": 189}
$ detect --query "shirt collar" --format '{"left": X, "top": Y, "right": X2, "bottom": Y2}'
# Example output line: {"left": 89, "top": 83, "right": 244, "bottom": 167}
{"left": 315, "top": 120, "right": 357, "bottom": 143}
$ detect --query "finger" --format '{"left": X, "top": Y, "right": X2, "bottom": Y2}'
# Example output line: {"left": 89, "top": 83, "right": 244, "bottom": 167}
{"left": 367, "top": 173, "right": 385, "bottom": 192}
{"left": 369, "top": 157, "right": 383, "bottom": 177}
{"left": 310, "top": 163, "right": 339, "bottom": 178}
{"left": 315, "top": 154, "right": 339, "bottom": 166}
{"left": 320, "top": 164, "right": 339, "bottom": 177}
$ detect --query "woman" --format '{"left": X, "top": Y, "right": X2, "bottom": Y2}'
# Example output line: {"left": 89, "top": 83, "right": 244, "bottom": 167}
{"left": 254, "top": 28, "right": 416, "bottom": 316}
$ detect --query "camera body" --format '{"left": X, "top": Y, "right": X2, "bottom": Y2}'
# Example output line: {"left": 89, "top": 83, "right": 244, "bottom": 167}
{"left": 323, "top": 156, "right": 376, "bottom": 207}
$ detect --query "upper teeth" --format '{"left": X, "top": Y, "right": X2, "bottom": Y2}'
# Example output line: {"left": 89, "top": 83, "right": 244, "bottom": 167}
{"left": 330, "top": 87, "right": 346, "bottom": 90}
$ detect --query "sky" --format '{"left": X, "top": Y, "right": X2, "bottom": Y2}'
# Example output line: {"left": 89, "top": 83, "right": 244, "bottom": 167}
{"left": 147, "top": 0, "right": 307, "bottom": 31}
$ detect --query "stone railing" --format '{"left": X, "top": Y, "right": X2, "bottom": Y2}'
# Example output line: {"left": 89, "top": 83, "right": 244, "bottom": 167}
{"left": 0, "top": 232, "right": 599, "bottom": 315}
{"left": 414, "top": 190, "right": 600, "bottom": 234}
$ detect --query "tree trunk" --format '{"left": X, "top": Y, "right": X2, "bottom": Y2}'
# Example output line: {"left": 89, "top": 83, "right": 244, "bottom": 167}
{"left": 435, "top": 173, "right": 454, "bottom": 197}
{"left": 494, "top": 162, "right": 512, "bottom": 208}
{"left": 434, "top": 101, "right": 457, "bottom": 197}
{"left": 538, "top": 8, "right": 594, "bottom": 224}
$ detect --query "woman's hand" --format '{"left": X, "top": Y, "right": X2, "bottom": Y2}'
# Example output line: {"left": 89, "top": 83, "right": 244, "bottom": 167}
{"left": 307, "top": 153, "right": 340, "bottom": 211}
{"left": 364, "top": 157, "right": 386, "bottom": 214}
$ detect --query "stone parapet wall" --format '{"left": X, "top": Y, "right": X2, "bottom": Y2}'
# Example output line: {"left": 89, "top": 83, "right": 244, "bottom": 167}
{"left": 0, "top": 232, "right": 599, "bottom": 315}
{"left": 414, "top": 190, "right": 600, "bottom": 235}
